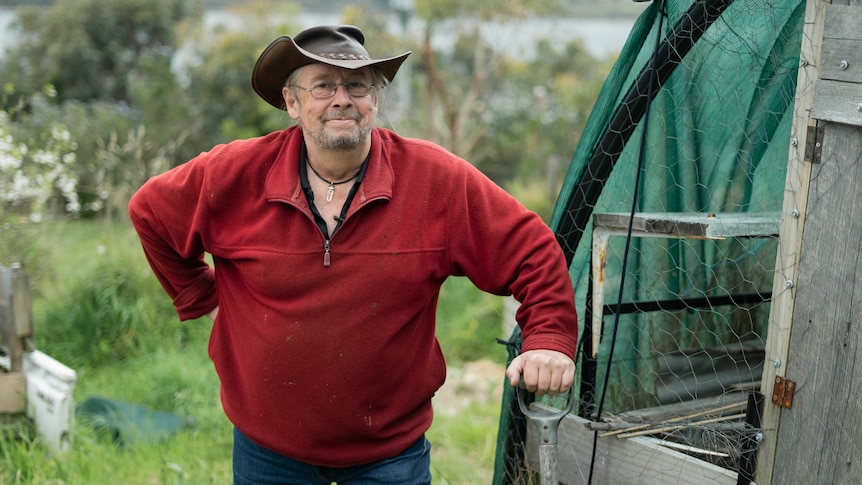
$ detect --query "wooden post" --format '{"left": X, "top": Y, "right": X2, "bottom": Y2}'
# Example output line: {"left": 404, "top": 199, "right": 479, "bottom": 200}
{"left": 754, "top": 0, "right": 823, "bottom": 482}
{"left": 759, "top": 0, "right": 862, "bottom": 483}
{"left": 0, "top": 264, "right": 34, "bottom": 372}
{"left": 0, "top": 264, "right": 33, "bottom": 414}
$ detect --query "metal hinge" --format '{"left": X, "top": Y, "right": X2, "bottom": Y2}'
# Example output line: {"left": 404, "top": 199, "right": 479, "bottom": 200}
{"left": 804, "top": 123, "right": 824, "bottom": 163}
{"left": 771, "top": 375, "right": 795, "bottom": 409}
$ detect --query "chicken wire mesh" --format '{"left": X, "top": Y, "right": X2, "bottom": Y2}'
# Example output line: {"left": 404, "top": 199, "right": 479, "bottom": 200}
{"left": 493, "top": 0, "right": 806, "bottom": 482}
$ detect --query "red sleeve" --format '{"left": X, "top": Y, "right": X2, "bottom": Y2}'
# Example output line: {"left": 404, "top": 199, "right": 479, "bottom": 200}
{"left": 128, "top": 156, "right": 217, "bottom": 321}
{"left": 447, "top": 162, "right": 578, "bottom": 359}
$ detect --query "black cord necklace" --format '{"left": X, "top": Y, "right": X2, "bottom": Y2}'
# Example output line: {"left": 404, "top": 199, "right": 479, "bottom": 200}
{"left": 307, "top": 162, "right": 360, "bottom": 202}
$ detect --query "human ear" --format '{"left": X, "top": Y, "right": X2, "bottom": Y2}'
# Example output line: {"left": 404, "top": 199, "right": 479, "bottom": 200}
{"left": 283, "top": 87, "right": 300, "bottom": 119}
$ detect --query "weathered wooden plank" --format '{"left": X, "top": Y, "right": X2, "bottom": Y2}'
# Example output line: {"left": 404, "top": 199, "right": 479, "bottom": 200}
{"left": 593, "top": 212, "right": 780, "bottom": 239}
{"left": 823, "top": 3, "right": 862, "bottom": 41}
{"left": 10, "top": 268, "right": 32, "bottom": 339}
{"left": 812, "top": 5, "right": 862, "bottom": 127}
{"left": 0, "top": 372, "right": 26, "bottom": 413}
{"left": 810, "top": 80, "right": 862, "bottom": 126}
{"left": 818, "top": 38, "right": 862, "bottom": 83}
{"left": 772, "top": 122, "right": 862, "bottom": 485}
{"left": 756, "top": 0, "right": 823, "bottom": 482}
{"left": 525, "top": 404, "right": 737, "bottom": 485}
{"left": 0, "top": 266, "right": 33, "bottom": 373}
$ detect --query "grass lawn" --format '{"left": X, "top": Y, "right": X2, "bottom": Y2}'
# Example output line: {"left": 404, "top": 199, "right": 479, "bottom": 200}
{"left": 1, "top": 219, "right": 511, "bottom": 484}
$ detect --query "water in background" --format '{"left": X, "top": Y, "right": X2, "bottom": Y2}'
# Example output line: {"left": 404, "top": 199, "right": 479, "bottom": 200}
{"left": 0, "top": 8, "right": 638, "bottom": 60}
{"left": 0, "top": 9, "right": 16, "bottom": 56}
{"left": 205, "top": 11, "right": 639, "bottom": 59}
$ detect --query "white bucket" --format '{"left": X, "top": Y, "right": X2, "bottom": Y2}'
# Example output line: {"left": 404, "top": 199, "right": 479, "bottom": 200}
{"left": 23, "top": 350, "right": 77, "bottom": 453}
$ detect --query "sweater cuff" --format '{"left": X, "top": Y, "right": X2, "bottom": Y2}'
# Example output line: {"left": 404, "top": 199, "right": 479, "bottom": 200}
{"left": 173, "top": 269, "right": 217, "bottom": 320}
{"left": 521, "top": 333, "right": 577, "bottom": 360}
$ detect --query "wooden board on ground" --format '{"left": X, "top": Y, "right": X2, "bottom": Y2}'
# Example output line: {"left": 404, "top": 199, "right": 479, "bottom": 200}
{"left": 525, "top": 403, "right": 738, "bottom": 485}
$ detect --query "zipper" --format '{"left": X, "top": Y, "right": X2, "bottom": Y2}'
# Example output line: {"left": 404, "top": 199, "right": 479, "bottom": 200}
{"left": 278, "top": 193, "right": 387, "bottom": 268}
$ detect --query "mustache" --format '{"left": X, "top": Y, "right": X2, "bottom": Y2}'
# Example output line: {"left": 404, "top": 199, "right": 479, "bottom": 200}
{"left": 321, "top": 110, "right": 361, "bottom": 122}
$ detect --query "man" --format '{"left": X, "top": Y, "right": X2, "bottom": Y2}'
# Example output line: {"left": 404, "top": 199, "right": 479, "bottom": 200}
{"left": 129, "top": 25, "right": 578, "bottom": 484}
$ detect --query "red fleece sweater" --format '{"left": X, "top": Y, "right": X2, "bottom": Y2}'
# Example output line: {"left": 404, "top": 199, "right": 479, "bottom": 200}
{"left": 128, "top": 126, "right": 577, "bottom": 467}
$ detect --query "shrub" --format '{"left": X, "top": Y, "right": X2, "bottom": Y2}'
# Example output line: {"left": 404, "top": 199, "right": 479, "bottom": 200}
{"left": 436, "top": 276, "right": 506, "bottom": 365}
{"left": 0, "top": 219, "right": 51, "bottom": 291}
{"left": 38, "top": 256, "right": 183, "bottom": 368}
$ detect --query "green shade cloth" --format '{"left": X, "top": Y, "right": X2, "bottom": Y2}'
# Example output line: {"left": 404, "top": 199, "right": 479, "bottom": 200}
{"left": 77, "top": 396, "right": 191, "bottom": 445}
{"left": 493, "top": 0, "right": 805, "bottom": 481}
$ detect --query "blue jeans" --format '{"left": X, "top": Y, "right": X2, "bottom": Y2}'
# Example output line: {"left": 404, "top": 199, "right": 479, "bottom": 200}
{"left": 232, "top": 428, "right": 432, "bottom": 485}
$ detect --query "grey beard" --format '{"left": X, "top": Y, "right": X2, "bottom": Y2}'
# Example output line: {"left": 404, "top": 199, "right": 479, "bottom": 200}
{"left": 311, "top": 124, "right": 372, "bottom": 151}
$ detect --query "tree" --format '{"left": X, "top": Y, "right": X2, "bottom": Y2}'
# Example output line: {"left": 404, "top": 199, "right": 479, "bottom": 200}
{"left": 0, "top": 0, "right": 206, "bottom": 221}
{"left": 1, "top": 0, "right": 201, "bottom": 107}
{"left": 406, "top": 0, "right": 561, "bottom": 159}
{"left": 392, "top": 0, "right": 614, "bottom": 216}
{"left": 483, "top": 38, "right": 615, "bottom": 193}
{"left": 0, "top": 90, "right": 79, "bottom": 221}
{"left": 326, "top": 1, "right": 614, "bottom": 215}
{"left": 0, "top": 0, "right": 617, "bottom": 222}
{"left": 180, "top": 1, "right": 302, "bottom": 149}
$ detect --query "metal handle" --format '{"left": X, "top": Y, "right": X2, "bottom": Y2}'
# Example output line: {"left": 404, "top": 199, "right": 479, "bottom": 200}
{"left": 517, "top": 383, "right": 575, "bottom": 445}
{"left": 517, "top": 384, "right": 575, "bottom": 485}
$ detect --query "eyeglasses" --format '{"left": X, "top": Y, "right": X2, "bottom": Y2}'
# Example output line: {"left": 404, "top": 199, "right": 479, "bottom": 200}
{"left": 291, "top": 81, "right": 376, "bottom": 99}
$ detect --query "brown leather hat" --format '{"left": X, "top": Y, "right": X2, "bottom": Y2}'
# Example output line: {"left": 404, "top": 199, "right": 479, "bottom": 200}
{"left": 252, "top": 25, "right": 411, "bottom": 109}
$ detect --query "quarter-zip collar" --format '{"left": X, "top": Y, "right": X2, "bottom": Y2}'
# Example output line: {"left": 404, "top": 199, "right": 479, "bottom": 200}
{"left": 299, "top": 140, "right": 369, "bottom": 239}
{"left": 263, "top": 127, "right": 394, "bottom": 215}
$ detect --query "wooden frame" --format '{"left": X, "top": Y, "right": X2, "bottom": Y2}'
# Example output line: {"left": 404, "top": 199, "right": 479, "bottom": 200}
{"left": 525, "top": 403, "right": 738, "bottom": 484}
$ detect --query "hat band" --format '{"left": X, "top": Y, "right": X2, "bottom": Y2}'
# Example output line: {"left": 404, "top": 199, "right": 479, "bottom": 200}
{"left": 316, "top": 52, "right": 371, "bottom": 61}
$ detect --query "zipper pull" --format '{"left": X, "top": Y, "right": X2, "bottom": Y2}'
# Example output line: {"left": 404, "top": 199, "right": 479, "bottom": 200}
{"left": 323, "top": 240, "right": 331, "bottom": 267}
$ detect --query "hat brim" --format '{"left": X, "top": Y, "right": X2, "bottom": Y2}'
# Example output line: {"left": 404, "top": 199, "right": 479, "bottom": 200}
{"left": 252, "top": 36, "right": 411, "bottom": 110}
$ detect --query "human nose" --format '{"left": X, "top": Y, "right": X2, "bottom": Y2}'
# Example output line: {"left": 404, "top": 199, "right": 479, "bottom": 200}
{"left": 330, "top": 84, "right": 354, "bottom": 103}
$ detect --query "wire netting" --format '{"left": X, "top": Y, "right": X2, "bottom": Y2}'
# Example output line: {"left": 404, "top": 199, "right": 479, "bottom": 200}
{"left": 493, "top": 0, "right": 805, "bottom": 482}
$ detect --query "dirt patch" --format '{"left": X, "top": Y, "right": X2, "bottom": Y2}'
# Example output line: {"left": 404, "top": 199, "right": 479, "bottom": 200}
{"left": 433, "top": 359, "right": 507, "bottom": 416}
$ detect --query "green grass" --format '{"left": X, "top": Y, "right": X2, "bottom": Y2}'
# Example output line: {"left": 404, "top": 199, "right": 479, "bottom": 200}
{"left": 1, "top": 219, "right": 510, "bottom": 484}
{"left": 430, "top": 400, "right": 501, "bottom": 485}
